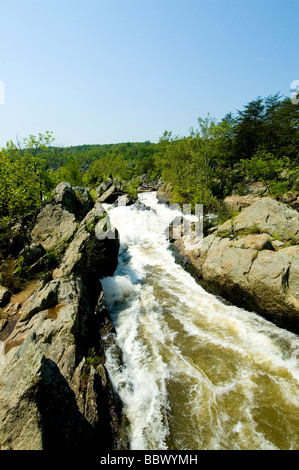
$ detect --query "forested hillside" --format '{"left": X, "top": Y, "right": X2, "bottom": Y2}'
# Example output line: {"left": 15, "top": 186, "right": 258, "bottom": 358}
{"left": 1, "top": 92, "right": 298, "bottom": 225}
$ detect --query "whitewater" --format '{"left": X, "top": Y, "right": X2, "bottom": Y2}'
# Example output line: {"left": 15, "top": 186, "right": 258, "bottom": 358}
{"left": 101, "top": 192, "right": 299, "bottom": 450}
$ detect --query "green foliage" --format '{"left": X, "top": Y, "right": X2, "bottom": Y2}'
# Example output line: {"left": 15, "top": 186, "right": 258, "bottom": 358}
{"left": 86, "top": 347, "right": 102, "bottom": 367}
{"left": 240, "top": 150, "right": 290, "bottom": 194}
{"left": 0, "top": 91, "right": 298, "bottom": 236}
{"left": 0, "top": 132, "right": 56, "bottom": 224}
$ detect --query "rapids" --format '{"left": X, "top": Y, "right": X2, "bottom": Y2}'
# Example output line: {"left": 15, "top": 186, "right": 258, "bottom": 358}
{"left": 101, "top": 192, "right": 299, "bottom": 450}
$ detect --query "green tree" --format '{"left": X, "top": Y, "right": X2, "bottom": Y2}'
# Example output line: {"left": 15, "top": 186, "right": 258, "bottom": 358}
{"left": 240, "top": 150, "right": 290, "bottom": 194}
{"left": 0, "top": 142, "right": 40, "bottom": 221}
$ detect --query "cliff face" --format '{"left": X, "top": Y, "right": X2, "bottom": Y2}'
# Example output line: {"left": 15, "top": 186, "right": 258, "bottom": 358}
{"left": 0, "top": 183, "right": 127, "bottom": 451}
{"left": 172, "top": 197, "right": 299, "bottom": 335}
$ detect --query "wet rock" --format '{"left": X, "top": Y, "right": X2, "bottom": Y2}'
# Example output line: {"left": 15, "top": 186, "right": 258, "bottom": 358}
{"left": 116, "top": 194, "right": 136, "bottom": 207}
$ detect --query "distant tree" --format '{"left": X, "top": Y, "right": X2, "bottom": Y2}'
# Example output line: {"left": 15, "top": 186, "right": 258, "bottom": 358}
{"left": 58, "top": 158, "right": 83, "bottom": 186}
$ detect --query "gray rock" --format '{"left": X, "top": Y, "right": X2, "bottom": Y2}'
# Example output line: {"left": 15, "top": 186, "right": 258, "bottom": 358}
{"left": 96, "top": 178, "right": 114, "bottom": 197}
{"left": 52, "top": 182, "right": 93, "bottom": 218}
{"left": 0, "top": 334, "right": 44, "bottom": 450}
{"left": 0, "top": 286, "right": 11, "bottom": 308}
{"left": 19, "top": 243, "right": 46, "bottom": 267}
{"left": 31, "top": 203, "right": 78, "bottom": 250}
{"left": 156, "top": 183, "right": 173, "bottom": 204}
{"left": 31, "top": 183, "right": 95, "bottom": 251}
{"left": 223, "top": 195, "right": 260, "bottom": 213}
{"left": 0, "top": 185, "right": 123, "bottom": 450}
{"left": 98, "top": 185, "right": 121, "bottom": 204}
{"left": 217, "top": 197, "right": 299, "bottom": 242}
{"left": 174, "top": 197, "right": 299, "bottom": 333}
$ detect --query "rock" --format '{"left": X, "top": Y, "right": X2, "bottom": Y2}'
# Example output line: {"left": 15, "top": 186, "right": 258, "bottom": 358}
{"left": 0, "top": 334, "right": 45, "bottom": 450}
{"left": 98, "top": 185, "right": 123, "bottom": 204}
{"left": 132, "top": 200, "right": 151, "bottom": 211}
{"left": 223, "top": 195, "right": 261, "bottom": 213}
{"left": 230, "top": 233, "right": 274, "bottom": 251}
{"left": 0, "top": 286, "right": 11, "bottom": 308}
{"left": 19, "top": 243, "right": 46, "bottom": 267}
{"left": 73, "top": 186, "right": 94, "bottom": 216}
{"left": 0, "top": 318, "right": 8, "bottom": 333}
{"left": 173, "top": 197, "right": 299, "bottom": 333}
{"left": 243, "top": 181, "right": 269, "bottom": 195}
{"left": 116, "top": 194, "right": 136, "bottom": 207}
{"left": 165, "top": 216, "right": 188, "bottom": 242}
{"left": 8, "top": 222, "right": 30, "bottom": 257}
{"left": 31, "top": 183, "right": 94, "bottom": 250}
{"left": 19, "top": 279, "right": 60, "bottom": 323}
{"left": 31, "top": 202, "right": 78, "bottom": 250}
{"left": 280, "top": 191, "right": 298, "bottom": 204}
{"left": 217, "top": 197, "right": 299, "bottom": 243}
{"left": 0, "top": 185, "right": 124, "bottom": 450}
{"left": 156, "top": 183, "right": 173, "bottom": 204}
{"left": 52, "top": 182, "right": 93, "bottom": 219}
{"left": 96, "top": 178, "right": 114, "bottom": 197}
{"left": 53, "top": 205, "right": 119, "bottom": 284}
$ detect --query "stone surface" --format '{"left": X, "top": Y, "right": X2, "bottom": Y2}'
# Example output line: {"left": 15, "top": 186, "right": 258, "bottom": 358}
{"left": 0, "top": 183, "right": 125, "bottom": 450}
{"left": 156, "top": 183, "right": 173, "bottom": 204}
{"left": 174, "top": 197, "right": 299, "bottom": 333}
{"left": 31, "top": 183, "right": 94, "bottom": 250}
{"left": 19, "top": 243, "right": 46, "bottom": 267}
{"left": 223, "top": 195, "right": 260, "bottom": 213}
{"left": 31, "top": 203, "right": 78, "bottom": 250}
{"left": 96, "top": 178, "right": 114, "bottom": 197}
{"left": 0, "top": 286, "right": 11, "bottom": 308}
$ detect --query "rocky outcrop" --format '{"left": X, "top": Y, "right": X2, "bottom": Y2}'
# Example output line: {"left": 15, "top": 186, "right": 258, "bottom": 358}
{"left": 223, "top": 195, "right": 260, "bottom": 213}
{"left": 279, "top": 191, "right": 299, "bottom": 212}
{"left": 31, "top": 182, "right": 93, "bottom": 250}
{"left": 157, "top": 183, "right": 173, "bottom": 205}
{"left": 0, "top": 183, "right": 126, "bottom": 450}
{"left": 0, "top": 286, "right": 11, "bottom": 308}
{"left": 173, "top": 197, "right": 299, "bottom": 334}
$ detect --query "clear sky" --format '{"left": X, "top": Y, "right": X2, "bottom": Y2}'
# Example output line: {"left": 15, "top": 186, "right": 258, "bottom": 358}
{"left": 0, "top": 0, "right": 298, "bottom": 148}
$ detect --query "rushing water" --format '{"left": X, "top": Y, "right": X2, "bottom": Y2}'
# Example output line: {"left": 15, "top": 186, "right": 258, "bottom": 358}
{"left": 101, "top": 192, "right": 299, "bottom": 450}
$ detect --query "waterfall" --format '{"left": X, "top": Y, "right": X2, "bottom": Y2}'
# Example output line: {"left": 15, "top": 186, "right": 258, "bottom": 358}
{"left": 101, "top": 192, "right": 299, "bottom": 450}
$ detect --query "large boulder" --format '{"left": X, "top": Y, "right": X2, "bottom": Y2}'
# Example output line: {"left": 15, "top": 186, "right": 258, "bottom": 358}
{"left": 156, "top": 183, "right": 173, "bottom": 204}
{"left": 31, "top": 183, "right": 94, "bottom": 250}
{"left": 223, "top": 195, "right": 260, "bottom": 213}
{"left": 173, "top": 197, "right": 299, "bottom": 333}
{"left": 0, "top": 185, "right": 125, "bottom": 450}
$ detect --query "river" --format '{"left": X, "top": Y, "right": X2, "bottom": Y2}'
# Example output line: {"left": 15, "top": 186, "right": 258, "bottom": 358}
{"left": 101, "top": 192, "right": 299, "bottom": 450}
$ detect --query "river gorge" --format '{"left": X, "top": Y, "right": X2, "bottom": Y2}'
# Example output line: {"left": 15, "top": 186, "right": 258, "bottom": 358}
{"left": 101, "top": 192, "right": 299, "bottom": 450}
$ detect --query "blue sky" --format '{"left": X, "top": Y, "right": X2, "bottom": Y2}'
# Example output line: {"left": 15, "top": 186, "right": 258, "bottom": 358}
{"left": 0, "top": 0, "right": 298, "bottom": 148}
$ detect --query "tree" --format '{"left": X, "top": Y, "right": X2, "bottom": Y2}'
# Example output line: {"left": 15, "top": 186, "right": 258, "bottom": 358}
{"left": 22, "top": 131, "right": 55, "bottom": 202}
{"left": 0, "top": 142, "right": 40, "bottom": 221}
{"left": 240, "top": 150, "right": 290, "bottom": 194}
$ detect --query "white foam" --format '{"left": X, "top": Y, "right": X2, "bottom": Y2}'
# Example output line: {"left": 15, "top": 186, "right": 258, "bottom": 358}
{"left": 103, "top": 192, "right": 299, "bottom": 450}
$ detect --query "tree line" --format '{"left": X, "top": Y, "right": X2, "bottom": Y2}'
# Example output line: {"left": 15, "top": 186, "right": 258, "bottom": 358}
{"left": 1, "top": 92, "right": 298, "bottom": 225}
